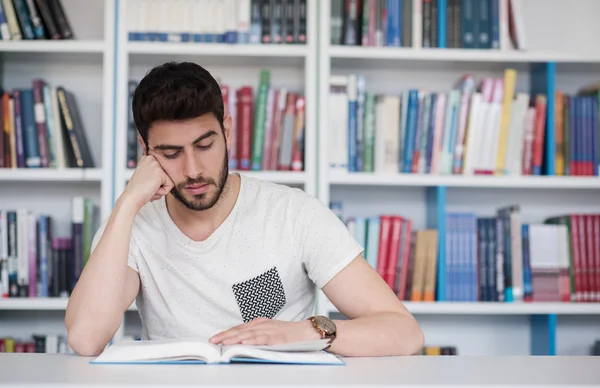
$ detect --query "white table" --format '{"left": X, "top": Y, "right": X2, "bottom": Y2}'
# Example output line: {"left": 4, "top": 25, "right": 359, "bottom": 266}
{"left": 0, "top": 353, "right": 599, "bottom": 387}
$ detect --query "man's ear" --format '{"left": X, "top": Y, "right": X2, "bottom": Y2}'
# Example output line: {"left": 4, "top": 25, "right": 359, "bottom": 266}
{"left": 223, "top": 115, "right": 233, "bottom": 151}
{"left": 138, "top": 135, "right": 148, "bottom": 155}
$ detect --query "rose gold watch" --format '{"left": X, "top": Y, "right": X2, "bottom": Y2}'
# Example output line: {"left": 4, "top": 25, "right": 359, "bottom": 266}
{"left": 309, "top": 315, "right": 337, "bottom": 348}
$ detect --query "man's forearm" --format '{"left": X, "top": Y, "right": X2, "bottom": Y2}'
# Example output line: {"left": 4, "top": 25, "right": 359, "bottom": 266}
{"left": 327, "top": 312, "right": 424, "bottom": 357}
{"left": 65, "top": 198, "right": 138, "bottom": 355}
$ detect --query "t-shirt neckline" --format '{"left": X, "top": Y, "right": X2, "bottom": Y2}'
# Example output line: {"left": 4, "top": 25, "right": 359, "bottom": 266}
{"left": 158, "top": 173, "right": 245, "bottom": 249}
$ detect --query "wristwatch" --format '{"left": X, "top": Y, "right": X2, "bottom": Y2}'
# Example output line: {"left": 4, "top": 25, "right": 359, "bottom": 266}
{"left": 309, "top": 315, "right": 337, "bottom": 348}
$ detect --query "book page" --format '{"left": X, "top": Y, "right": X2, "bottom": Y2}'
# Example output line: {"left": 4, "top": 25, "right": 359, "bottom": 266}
{"left": 220, "top": 345, "right": 344, "bottom": 365}
{"left": 92, "top": 337, "right": 222, "bottom": 364}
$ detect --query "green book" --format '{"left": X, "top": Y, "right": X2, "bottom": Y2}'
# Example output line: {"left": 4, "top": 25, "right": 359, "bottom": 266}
{"left": 251, "top": 70, "right": 271, "bottom": 171}
{"left": 363, "top": 92, "right": 375, "bottom": 172}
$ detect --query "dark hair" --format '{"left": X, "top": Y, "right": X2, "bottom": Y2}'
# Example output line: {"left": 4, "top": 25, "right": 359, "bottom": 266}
{"left": 132, "top": 61, "right": 225, "bottom": 147}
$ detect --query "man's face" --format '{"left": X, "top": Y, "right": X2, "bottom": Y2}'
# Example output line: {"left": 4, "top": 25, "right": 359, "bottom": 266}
{"left": 144, "top": 113, "right": 232, "bottom": 211}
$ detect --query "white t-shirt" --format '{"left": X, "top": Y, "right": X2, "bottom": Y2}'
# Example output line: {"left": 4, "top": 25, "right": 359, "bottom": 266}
{"left": 91, "top": 173, "right": 363, "bottom": 340}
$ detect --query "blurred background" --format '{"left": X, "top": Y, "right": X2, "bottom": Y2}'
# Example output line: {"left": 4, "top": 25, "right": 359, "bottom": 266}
{"left": 0, "top": 0, "right": 599, "bottom": 357}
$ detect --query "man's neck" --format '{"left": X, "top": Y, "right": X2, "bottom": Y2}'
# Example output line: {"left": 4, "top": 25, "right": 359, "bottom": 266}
{"left": 165, "top": 173, "right": 241, "bottom": 242}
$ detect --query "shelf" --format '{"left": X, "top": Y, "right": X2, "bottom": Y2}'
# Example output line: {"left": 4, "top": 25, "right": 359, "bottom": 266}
{"left": 0, "top": 298, "right": 69, "bottom": 311}
{"left": 0, "top": 40, "right": 105, "bottom": 54}
{"left": 326, "top": 301, "right": 600, "bottom": 315}
{"left": 0, "top": 168, "right": 104, "bottom": 182}
{"left": 329, "top": 171, "right": 600, "bottom": 189}
{"left": 128, "top": 42, "right": 309, "bottom": 67}
{"left": 124, "top": 169, "right": 307, "bottom": 185}
{"left": 329, "top": 46, "right": 600, "bottom": 64}
{"left": 0, "top": 298, "right": 138, "bottom": 311}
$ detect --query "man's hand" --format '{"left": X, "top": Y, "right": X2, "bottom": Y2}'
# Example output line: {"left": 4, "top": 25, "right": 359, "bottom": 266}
{"left": 121, "top": 155, "right": 175, "bottom": 210}
{"left": 209, "top": 318, "right": 321, "bottom": 346}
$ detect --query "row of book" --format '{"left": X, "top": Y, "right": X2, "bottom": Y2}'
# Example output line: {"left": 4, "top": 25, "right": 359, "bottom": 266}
{"left": 127, "top": 0, "right": 307, "bottom": 45}
{"left": 127, "top": 71, "right": 307, "bottom": 172}
{"left": 0, "top": 0, "right": 73, "bottom": 41}
{"left": 0, "top": 80, "right": 95, "bottom": 169}
{"left": 0, "top": 334, "right": 73, "bottom": 354}
{"left": 420, "top": 345, "right": 458, "bottom": 355}
{"left": 0, "top": 198, "right": 99, "bottom": 298}
{"left": 329, "top": 71, "right": 600, "bottom": 176}
{"left": 331, "top": 0, "right": 526, "bottom": 50}
{"left": 331, "top": 203, "right": 600, "bottom": 303}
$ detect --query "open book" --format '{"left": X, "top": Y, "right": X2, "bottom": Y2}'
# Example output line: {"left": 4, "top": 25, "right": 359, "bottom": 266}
{"left": 90, "top": 337, "right": 344, "bottom": 365}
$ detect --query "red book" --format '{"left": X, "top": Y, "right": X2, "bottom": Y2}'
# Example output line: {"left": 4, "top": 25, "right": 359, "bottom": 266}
{"left": 586, "top": 215, "right": 596, "bottom": 301}
{"left": 236, "top": 87, "right": 253, "bottom": 171}
{"left": 592, "top": 214, "right": 600, "bottom": 302}
{"left": 384, "top": 216, "right": 403, "bottom": 290}
{"left": 268, "top": 89, "right": 285, "bottom": 170}
{"left": 376, "top": 216, "right": 392, "bottom": 281}
{"left": 291, "top": 96, "right": 305, "bottom": 172}
{"left": 571, "top": 214, "right": 584, "bottom": 302}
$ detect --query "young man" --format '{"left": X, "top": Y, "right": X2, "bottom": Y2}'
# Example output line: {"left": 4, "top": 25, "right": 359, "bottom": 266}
{"left": 65, "top": 62, "right": 424, "bottom": 357}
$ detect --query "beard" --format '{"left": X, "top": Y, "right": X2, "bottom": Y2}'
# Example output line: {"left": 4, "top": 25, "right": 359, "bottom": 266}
{"left": 169, "top": 148, "right": 229, "bottom": 211}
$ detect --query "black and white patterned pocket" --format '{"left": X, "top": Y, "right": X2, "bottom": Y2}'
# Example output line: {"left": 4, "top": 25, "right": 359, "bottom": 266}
{"left": 232, "top": 267, "right": 287, "bottom": 323}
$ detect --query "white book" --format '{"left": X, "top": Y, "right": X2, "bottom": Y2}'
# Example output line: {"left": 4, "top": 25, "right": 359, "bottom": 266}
{"left": 384, "top": 96, "right": 401, "bottom": 173}
{"left": 91, "top": 337, "right": 343, "bottom": 365}
{"left": 329, "top": 76, "right": 348, "bottom": 171}
{"left": 412, "top": 0, "right": 422, "bottom": 48}
{"left": 461, "top": 93, "right": 482, "bottom": 175}
{"left": 505, "top": 93, "right": 529, "bottom": 175}
{"left": 237, "top": 0, "right": 251, "bottom": 43}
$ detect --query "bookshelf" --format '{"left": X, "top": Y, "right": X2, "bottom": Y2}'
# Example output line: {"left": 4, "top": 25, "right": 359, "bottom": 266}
{"left": 317, "top": 0, "right": 600, "bottom": 357}
{"left": 112, "top": 0, "right": 318, "bottom": 341}
{"left": 0, "top": 0, "right": 116, "bottom": 350}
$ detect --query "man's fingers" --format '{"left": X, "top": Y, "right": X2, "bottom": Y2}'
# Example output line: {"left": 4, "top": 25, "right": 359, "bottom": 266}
{"left": 220, "top": 330, "right": 259, "bottom": 346}
{"left": 210, "top": 318, "right": 271, "bottom": 344}
{"left": 241, "top": 334, "right": 270, "bottom": 346}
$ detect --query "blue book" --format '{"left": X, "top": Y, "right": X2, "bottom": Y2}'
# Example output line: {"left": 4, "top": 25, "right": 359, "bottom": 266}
{"left": 19, "top": 89, "right": 41, "bottom": 168}
{"left": 89, "top": 338, "right": 344, "bottom": 365}
{"left": 366, "top": 217, "right": 381, "bottom": 269}
{"left": 403, "top": 90, "right": 419, "bottom": 173}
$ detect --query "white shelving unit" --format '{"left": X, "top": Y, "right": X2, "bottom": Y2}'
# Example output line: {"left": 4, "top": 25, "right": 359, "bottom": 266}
{"left": 0, "top": 0, "right": 115, "bottom": 343}
{"left": 316, "top": 0, "right": 600, "bottom": 356}
{"left": 113, "top": 0, "right": 318, "bottom": 340}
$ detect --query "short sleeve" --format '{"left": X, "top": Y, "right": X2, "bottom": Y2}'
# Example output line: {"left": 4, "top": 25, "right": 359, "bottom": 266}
{"left": 90, "top": 216, "right": 141, "bottom": 273}
{"left": 296, "top": 193, "right": 364, "bottom": 289}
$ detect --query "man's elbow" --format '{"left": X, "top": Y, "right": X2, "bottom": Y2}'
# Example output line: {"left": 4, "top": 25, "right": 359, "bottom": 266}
{"left": 397, "top": 312, "right": 425, "bottom": 356}
{"left": 67, "top": 326, "right": 108, "bottom": 357}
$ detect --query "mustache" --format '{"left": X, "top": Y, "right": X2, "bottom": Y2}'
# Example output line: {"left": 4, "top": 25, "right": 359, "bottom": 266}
{"left": 179, "top": 176, "right": 216, "bottom": 187}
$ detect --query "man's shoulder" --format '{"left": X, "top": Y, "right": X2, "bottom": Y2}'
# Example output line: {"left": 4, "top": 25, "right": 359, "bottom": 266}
{"left": 241, "top": 174, "right": 328, "bottom": 218}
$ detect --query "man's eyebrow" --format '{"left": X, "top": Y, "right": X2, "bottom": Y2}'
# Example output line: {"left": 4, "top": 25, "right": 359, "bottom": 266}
{"left": 152, "top": 131, "right": 218, "bottom": 151}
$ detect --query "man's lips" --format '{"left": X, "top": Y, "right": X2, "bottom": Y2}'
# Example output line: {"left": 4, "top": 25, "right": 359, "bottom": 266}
{"left": 185, "top": 182, "right": 209, "bottom": 194}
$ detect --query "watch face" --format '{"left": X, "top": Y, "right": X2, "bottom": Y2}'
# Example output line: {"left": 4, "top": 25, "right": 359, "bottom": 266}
{"left": 315, "top": 316, "right": 337, "bottom": 334}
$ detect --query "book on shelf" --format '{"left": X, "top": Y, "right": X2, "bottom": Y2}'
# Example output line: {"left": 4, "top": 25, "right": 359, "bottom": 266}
{"left": 90, "top": 337, "right": 343, "bottom": 365}
{"left": 0, "top": 0, "right": 73, "bottom": 41}
{"left": 331, "top": 0, "right": 526, "bottom": 50}
{"left": 422, "top": 345, "right": 457, "bottom": 355}
{"left": 127, "top": 0, "right": 307, "bottom": 45}
{"left": 126, "top": 71, "right": 306, "bottom": 173}
{"left": 328, "top": 71, "right": 600, "bottom": 177}
{"left": 331, "top": 202, "right": 600, "bottom": 304}
{"left": 0, "top": 334, "right": 73, "bottom": 354}
{"left": 0, "top": 80, "right": 95, "bottom": 169}
{"left": 0, "top": 197, "right": 99, "bottom": 298}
